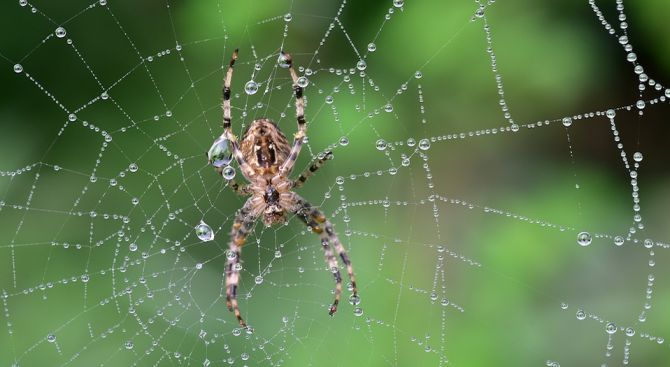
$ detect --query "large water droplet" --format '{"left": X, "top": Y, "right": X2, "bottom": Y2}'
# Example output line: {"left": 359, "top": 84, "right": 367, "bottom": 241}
{"left": 207, "top": 135, "right": 233, "bottom": 167}
{"left": 577, "top": 232, "right": 591, "bottom": 246}
{"left": 375, "top": 139, "right": 387, "bottom": 150}
{"left": 195, "top": 221, "right": 214, "bottom": 242}
{"left": 55, "top": 27, "right": 66, "bottom": 38}
{"left": 244, "top": 81, "right": 259, "bottom": 95}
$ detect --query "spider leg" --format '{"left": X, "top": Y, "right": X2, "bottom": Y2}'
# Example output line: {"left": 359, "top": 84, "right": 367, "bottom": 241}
{"left": 221, "top": 49, "right": 256, "bottom": 181}
{"left": 292, "top": 152, "right": 333, "bottom": 189}
{"left": 290, "top": 193, "right": 357, "bottom": 316}
{"left": 278, "top": 52, "right": 307, "bottom": 177}
{"left": 226, "top": 199, "right": 259, "bottom": 328}
{"left": 226, "top": 177, "right": 252, "bottom": 196}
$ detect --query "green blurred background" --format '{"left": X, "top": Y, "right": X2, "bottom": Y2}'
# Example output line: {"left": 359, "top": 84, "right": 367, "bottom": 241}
{"left": 1, "top": 0, "right": 670, "bottom": 366}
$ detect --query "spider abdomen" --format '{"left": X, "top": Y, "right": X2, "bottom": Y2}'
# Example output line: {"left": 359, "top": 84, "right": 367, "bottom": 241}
{"left": 240, "top": 119, "right": 291, "bottom": 177}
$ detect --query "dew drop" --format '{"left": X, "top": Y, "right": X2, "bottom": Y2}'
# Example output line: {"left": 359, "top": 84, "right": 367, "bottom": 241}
{"left": 576, "top": 310, "right": 586, "bottom": 320}
{"left": 354, "top": 307, "right": 363, "bottom": 316}
{"left": 633, "top": 152, "right": 643, "bottom": 162}
{"left": 283, "top": 13, "right": 292, "bottom": 22}
{"left": 418, "top": 139, "right": 431, "bottom": 150}
{"left": 367, "top": 43, "right": 377, "bottom": 52}
{"left": 384, "top": 103, "right": 393, "bottom": 113}
{"left": 339, "top": 136, "right": 349, "bottom": 146}
{"left": 244, "top": 81, "right": 259, "bottom": 95}
{"left": 195, "top": 221, "right": 214, "bottom": 242}
{"left": 47, "top": 334, "right": 56, "bottom": 342}
{"left": 614, "top": 236, "right": 624, "bottom": 246}
{"left": 562, "top": 117, "right": 572, "bottom": 127}
{"left": 606, "top": 109, "right": 616, "bottom": 118}
{"left": 349, "top": 294, "right": 361, "bottom": 305}
{"left": 129, "top": 163, "right": 138, "bottom": 172}
{"left": 55, "top": 27, "right": 66, "bottom": 38}
{"left": 13, "top": 64, "right": 23, "bottom": 73}
{"left": 605, "top": 322, "right": 617, "bottom": 334}
{"left": 414, "top": 71, "right": 422, "bottom": 79}
{"left": 375, "top": 139, "right": 387, "bottom": 150}
{"left": 125, "top": 341, "right": 134, "bottom": 349}
{"left": 255, "top": 276, "right": 263, "bottom": 284}
{"left": 277, "top": 53, "right": 290, "bottom": 68}
{"left": 356, "top": 60, "right": 367, "bottom": 71}
{"left": 475, "top": 9, "right": 484, "bottom": 18}
{"left": 393, "top": 0, "right": 404, "bottom": 7}
{"left": 207, "top": 135, "right": 233, "bottom": 167}
{"left": 577, "top": 232, "right": 591, "bottom": 246}
{"left": 222, "top": 166, "right": 236, "bottom": 180}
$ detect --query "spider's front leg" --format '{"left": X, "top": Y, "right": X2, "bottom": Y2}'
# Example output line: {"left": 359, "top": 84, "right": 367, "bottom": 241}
{"left": 226, "top": 199, "right": 258, "bottom": 328}
{"left": 290, "top": 193, "right": 357, "bottom": 316}
{"left": 292, "top": 152, "right": 333, "bottom": 189}
{"left": 278, "top": 51, "right": 307, "bottom": 177}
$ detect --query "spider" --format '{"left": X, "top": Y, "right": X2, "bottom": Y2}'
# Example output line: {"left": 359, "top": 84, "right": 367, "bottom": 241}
{"left": 206, "top": 49, "right": 357, "bottom": 328}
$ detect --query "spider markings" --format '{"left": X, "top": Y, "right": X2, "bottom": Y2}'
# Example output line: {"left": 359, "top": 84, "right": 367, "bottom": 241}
{"left": 212, "top": 49, "right": 358, "bottom": 328}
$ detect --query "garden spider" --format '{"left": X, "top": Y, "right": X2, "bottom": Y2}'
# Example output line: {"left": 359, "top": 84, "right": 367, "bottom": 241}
{"left": 207, "top": 49, "right": 357, "bottom": 328}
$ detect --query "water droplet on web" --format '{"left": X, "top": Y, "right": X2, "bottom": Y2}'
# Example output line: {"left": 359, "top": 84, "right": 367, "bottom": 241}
{"left": 244, "top": 81, "right": 258, "bottom": 95}
{"left": 325, "top": 95, "right": 333, "bottom": 104}
{"left": 277, "top": 53, "right": 290, "bottom": 68}
{"left": 633, "top": 152, "right": 643, "bottom": 162}
{"left": 207, "top": 135, "right": 233, "bottom": 167}
{"left": 349, "top": 294, "right": 361, "bottom": 305}
{"left": 339, "top": 136, "right": 349, "bottom": 146}
{"left": 605, "top": 322, "right": 617, "bottom": 334}
{"left": 125, "top": 341, "right": 133, "bottom": 349}
{"left": 129, "top": 163, "right": 138, "bottom": 172}
{"left": 222, "top": 166, "right": 236, "bottom": 179}
{"left": 367, "top": 43, "right": 376, "bottom": 52}
{"left": 475, "top": 8, "right": 484, "bottom": 18}
{"left": 614, "top": 236, "right": 624, "bottom": 246}
{"left": 560, "top": 302, "right": 568, "bottom": 309}
{"left": 275, "top": 250, "right": 282, "bottom": 258}
{"left": 68, "top": 113, "right": 77, "bottom": 122}
{"left": 195, "top": 221, "right": 214, "bottom": 242}
{"left": 255, "top": 276, "right": 263, "bottom": 284}
{"left": 297, "top": 76, "right": 308, "bottom": 87}
{"left": 356, "top": 60, "right": 367, "bottom": 71}
{"left": 418, "top": 139, "right": 430, "bottom": 150}
{"left": 625, "top": 327, "right": 635, "bottom": 336}
{"left": 441, "top": 298, "right": 449, "bottom": 306}
{"left": 354, "top": 307, "right": 363, "bottom": 316}
{"left": 576, "top": 310, "right": 586, "bottom": 320}
{"left": 284, "top": 13, "right": 292, "bottom": 22}
{"left": 47, "top": 334, "right": 56, "bottom": 342}
{"left": 99, "top": 0, "right": 107, "bottom": 5}
{"left": 393, "top": 0, "right": 404, "bottom": 7}
{"left": 384, "top": 103, "right": 393, "bottom": 112}
{"left": 14, "top": 64, "right": 23, "bottom": 73}
{"left": 203, "top": 358, "right": 210, "bottom": 367}
{"left": 375, "top": 139, "right": 387, "bottom": 150}
{"left": 606, "top": 109, "right": 616, "bottom": 118}
{"left": 627, "top": 52, "right": 637, "bottom": 62}
{"left": 562, "top": 117, "right": 572, "bottom": 127}
{"left": 226, "top": 250, "right": 236, "bottom": 260}
{"left": 19, "top": 0, "right": 27, "bottom": 6}
{"left": 55, "top": 27, "right": 66, "bottom": 38}
{"left": 577, "top": 232, "right": 591, "bottom": 246}
{"left": 129, "top": 243, "right": 137, "bottom": 251}
{"left": 414, "top": 71, "right": 422, "bottom": 78}
{"left": 430, "top": 293, "right": 438, "bottom": 300}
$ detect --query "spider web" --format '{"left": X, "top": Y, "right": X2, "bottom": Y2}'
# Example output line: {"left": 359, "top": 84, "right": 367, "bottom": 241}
{"left": 1, "top": 0, "right": 670, "bottom": 366}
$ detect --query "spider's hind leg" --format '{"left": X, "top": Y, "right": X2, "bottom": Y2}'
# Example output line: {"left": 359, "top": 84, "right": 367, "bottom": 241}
{"left": 226, "top": 199, "right": 258, "bottom": 328}
{"left": 290, "top": 193, "right": 357, "bottom": 316}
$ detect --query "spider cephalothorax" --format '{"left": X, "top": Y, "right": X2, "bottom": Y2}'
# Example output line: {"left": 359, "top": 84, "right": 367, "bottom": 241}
{"left": 207, "top": 49, "right": 358, "bottom": 328}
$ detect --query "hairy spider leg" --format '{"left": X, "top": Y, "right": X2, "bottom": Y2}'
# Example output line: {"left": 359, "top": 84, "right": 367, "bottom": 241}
{"left": 291, "top": 193, "right": 357, "bottom": 316}
{"left": 222, "top": 49, "right": 257, "bottom": 181}
{"left": 278, "top": 52, "right": 307, "bottom": 177}
{"left": 292, "top": 152, "right": 333, "bottom": 189}
{"left": 225, "top": 200, "right": 258, "bottom": 328}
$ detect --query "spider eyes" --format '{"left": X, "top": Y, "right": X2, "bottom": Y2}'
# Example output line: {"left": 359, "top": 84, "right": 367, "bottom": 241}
{"left": 207, "top": 134, "right": 233, "bottom": 167}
